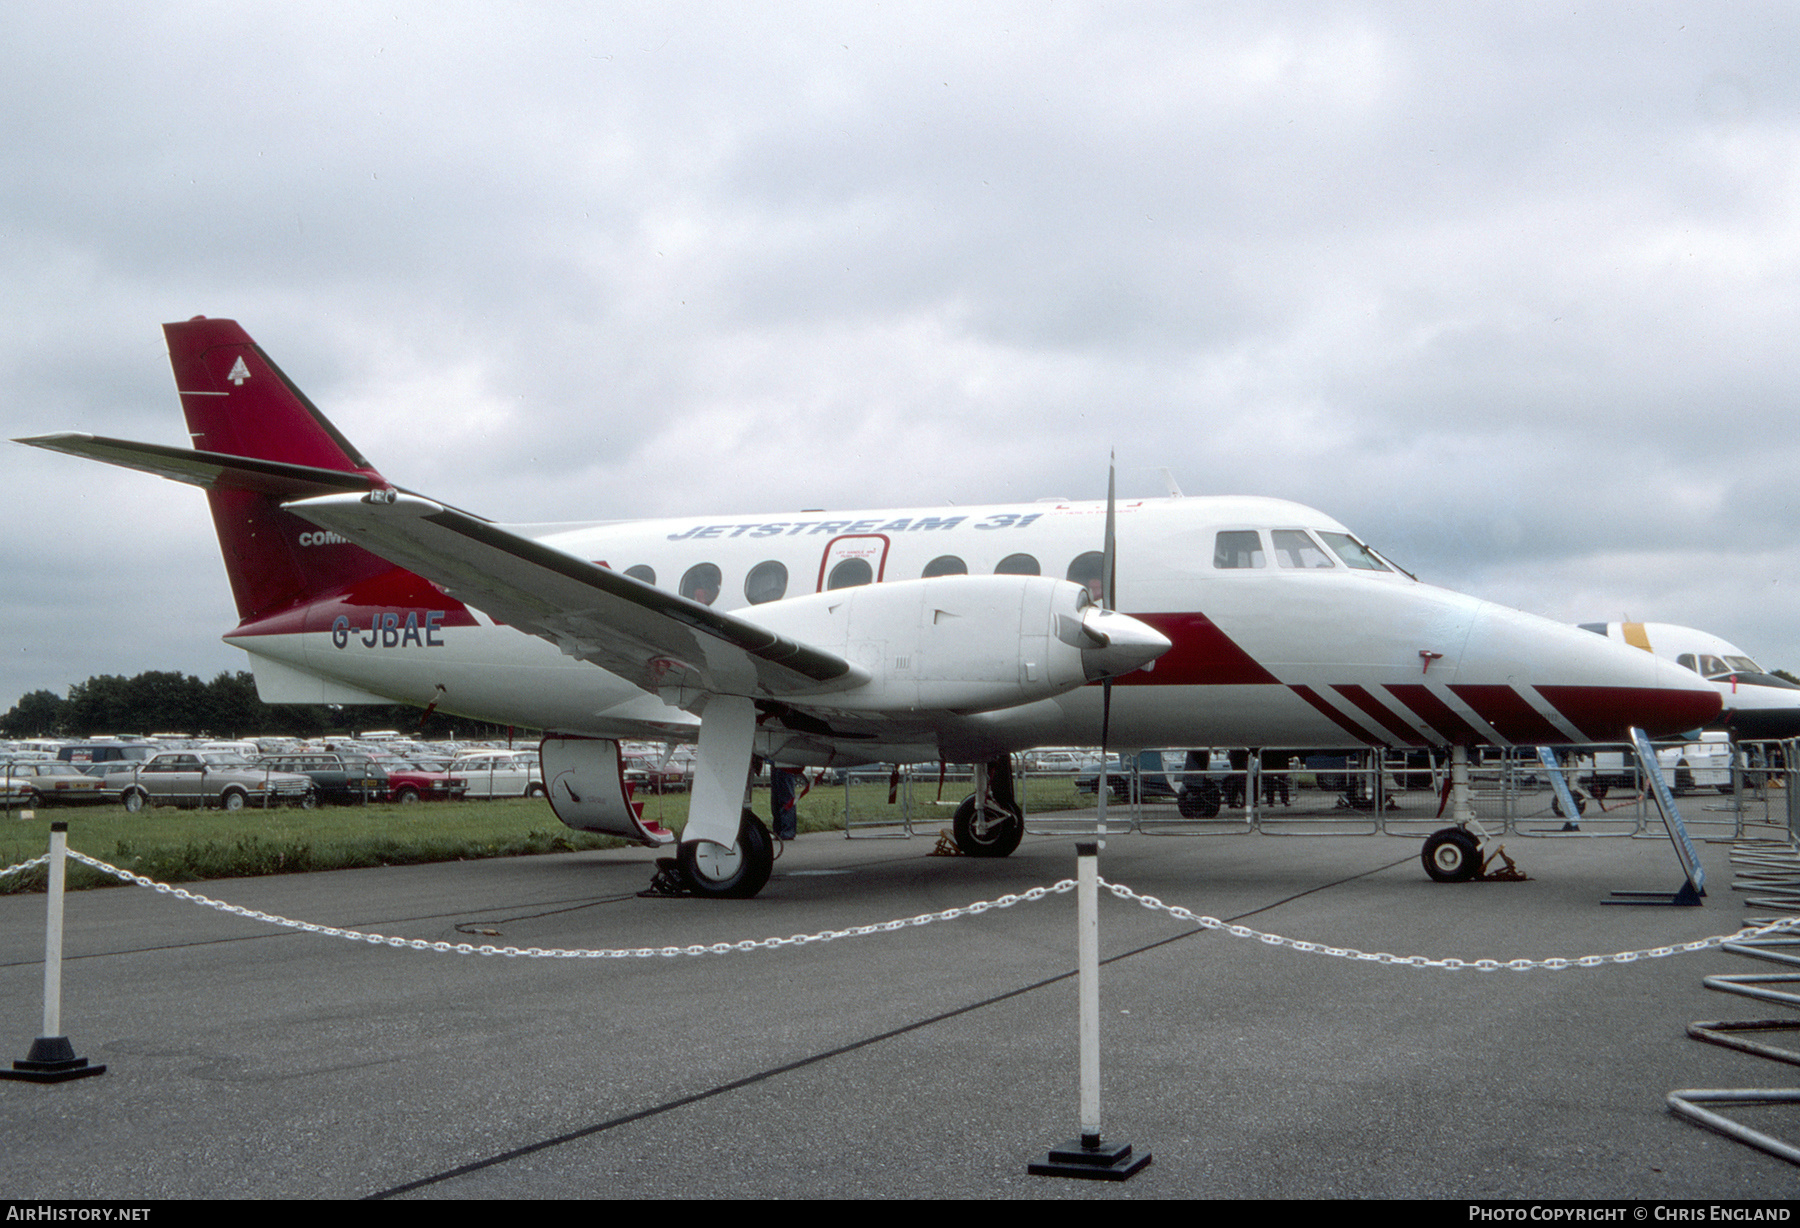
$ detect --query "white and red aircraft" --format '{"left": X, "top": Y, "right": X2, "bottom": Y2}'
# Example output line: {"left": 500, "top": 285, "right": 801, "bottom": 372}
{"left": 1578, "top": 621, "right": 1800, "bottom": 741}
{"left": 20, "top": 318, "right": 1720, "bottom": 897}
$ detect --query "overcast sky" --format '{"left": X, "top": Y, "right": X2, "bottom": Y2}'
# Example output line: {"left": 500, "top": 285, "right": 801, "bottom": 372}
{"left": 4, "top": 2, "right": 1798, "bottom": 711}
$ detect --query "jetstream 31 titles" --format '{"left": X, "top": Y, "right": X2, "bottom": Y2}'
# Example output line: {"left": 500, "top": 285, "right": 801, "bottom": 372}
{"left": 18, "top": 317, "right": 1720, "bottom": 898}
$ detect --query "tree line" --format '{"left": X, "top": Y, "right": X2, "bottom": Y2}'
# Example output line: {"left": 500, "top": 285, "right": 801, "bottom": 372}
{"left": 0, "top": 671, "right": 521, "bottom": 742}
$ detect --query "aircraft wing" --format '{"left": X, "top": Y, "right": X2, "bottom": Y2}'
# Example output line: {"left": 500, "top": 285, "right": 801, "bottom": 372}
{"left": 284, "top": 492, "right": 870, "bottom": 704}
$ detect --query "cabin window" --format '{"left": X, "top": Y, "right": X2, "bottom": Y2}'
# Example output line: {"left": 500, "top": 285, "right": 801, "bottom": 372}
{"left": 625, "top": 565, "right": 655, "bottom": 585}
{"left": 745, "top": 561, "right": 788, "bottom": 605}
{"left": 922, "top": 555, "right": 967, "bottom": 578}
{"left": 995, "top": 553, "right": 1040, "bottom": 576}
{"left": 1272, "top": 530, "right": 1333, "bottom": 569}
{"left": 827, "top": 558, "right": 873, "bottom": 590}
{"left": 679, "top": 563, "right": 722, "bottom": 605}
{"left": 1213, "top": 531, "right": 1264, "bottom": 569}
{"left": 1066, "top": 551, "right": 1105, "bottom": 601}
{"left": 1316, "top": 532, "right": 1390, "bottom": 572}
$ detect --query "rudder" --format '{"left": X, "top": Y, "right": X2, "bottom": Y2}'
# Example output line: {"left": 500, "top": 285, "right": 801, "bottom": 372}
{"left": 164, "top": 317, "right": 397, "bottom": 624}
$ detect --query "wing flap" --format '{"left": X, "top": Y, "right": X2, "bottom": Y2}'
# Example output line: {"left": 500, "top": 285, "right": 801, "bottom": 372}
{"left": 284, "top": 492, "right": 868, "bottom": 701}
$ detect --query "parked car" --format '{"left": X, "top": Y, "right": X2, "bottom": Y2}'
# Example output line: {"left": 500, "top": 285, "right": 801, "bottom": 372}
{"left": 1, "top": 761, "right": 110, "bottom": 807}
{"left": 375, "top": 758, "right": 468, "bottom": 803}
{"left": 105, "top": 752, "right": 315, "bottom": 811}
{"left": 258, "top": 752, "right": 391, "bottom": 805}
{"left": 451, "top": 750, "right": 546, "bottom": 799}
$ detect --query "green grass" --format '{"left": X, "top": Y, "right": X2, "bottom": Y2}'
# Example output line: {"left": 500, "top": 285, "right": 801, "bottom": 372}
{"left": 0, "top": 775, "right": 1082, "bottom": 893}
{"left": 0, "top": 797, "right": 630, "bottom": 893}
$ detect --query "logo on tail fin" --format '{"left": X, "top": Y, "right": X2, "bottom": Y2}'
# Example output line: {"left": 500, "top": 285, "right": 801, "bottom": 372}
{"left": 228, "top": 357, "right": 251, "bottom": 385}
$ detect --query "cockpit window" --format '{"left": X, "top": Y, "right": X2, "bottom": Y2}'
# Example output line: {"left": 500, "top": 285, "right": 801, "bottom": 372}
{"left": 1213, "top": 531, "right": 1264, "bottom": 569}
{"left": 1677, "top": 654, "right": 1699, "bottom": 673}
{"left": 1271, "top": 530, "right": 1333, "bottom": 569}
{"left": 1725, "top": 655, "right": 1763, "bottom": 673}
{"left": 1317, "top": 532, "right": 1390, "bottom": 572}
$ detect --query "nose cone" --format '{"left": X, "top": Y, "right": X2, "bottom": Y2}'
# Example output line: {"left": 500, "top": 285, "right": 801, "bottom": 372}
{"left": 1461, "top": 604, "right": 1720, "bottom": 742}
{"left": 1080, "top": 608, "right": 1172, "bottom": 681}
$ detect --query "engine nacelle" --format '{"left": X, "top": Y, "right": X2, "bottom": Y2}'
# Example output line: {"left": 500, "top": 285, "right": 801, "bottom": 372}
{"left": 738, "top": 575, "right": 1168, "bottom": 715}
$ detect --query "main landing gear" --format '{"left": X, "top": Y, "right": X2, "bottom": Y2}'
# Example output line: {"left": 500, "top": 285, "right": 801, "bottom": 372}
{"left": 675, "top": 809, "right": 774, "bottom": 899}
{"left": 951, "top": 754, "right": 1025, "bottom": 858}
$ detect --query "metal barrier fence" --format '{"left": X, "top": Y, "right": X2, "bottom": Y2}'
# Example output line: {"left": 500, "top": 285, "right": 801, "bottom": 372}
{"left": 837, "top": 741, "right": 1800, "bottom": 843}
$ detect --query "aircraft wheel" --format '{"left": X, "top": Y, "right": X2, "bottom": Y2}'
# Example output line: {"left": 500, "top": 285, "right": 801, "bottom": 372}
{"left": 678, "top": 809, "right": 773, "bottom": 899}
{"left": 1552, "top": 795, "right": 1586, "bottom": 818}
{"left": 952, "top": 794, "right": 1024, "bottom": 858}
{"left": 1176, "top": 781, "right": 1221, "bottom": 818}
{"left": 1421, "top": 827, "right": 1482, "bottom": 883}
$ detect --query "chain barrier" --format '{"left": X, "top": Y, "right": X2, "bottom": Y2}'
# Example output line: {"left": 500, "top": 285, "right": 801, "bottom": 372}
{"left": 19, "top": 850, "right": 1799, "bottom": 971}
{"left": 63, "top": 850, "right": 1074, "bottom": 959}
{"left": 0, "top": 854, "right": 50, "bottom": 882}
{"left": 1099, "top": 877, "right": 1800, "bottom": 970}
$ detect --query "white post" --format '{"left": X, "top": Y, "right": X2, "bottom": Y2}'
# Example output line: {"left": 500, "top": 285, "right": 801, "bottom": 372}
{"left": 41, "top": 823, "right": 66, "bottom": 1040}
{"left": 3, "top": 820, "right": 105, "bottom": 1082}
{"left": 1077, "top": 840, "right": 1101, "bottom": 1146}
{"left": 1028, "top": 839, "right": 1149, "bottom": 1178}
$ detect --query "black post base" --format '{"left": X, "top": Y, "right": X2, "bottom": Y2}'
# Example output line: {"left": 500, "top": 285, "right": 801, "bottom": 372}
{"left": 1029, "top": 1136, "right": 1151, "bottom": 1181}
{"left": 0, "top": 1036, "right": 106, "bottom": 1084}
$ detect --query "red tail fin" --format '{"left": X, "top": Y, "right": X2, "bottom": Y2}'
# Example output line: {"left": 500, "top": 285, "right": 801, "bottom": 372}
{"left": 164, "top": 317, "right": 397, "bottom": 624}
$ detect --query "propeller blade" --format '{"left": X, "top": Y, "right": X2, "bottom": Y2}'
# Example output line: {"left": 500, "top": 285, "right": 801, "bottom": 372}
{"left": 1102, "top": 450, "right": 1117, "bottom": 612}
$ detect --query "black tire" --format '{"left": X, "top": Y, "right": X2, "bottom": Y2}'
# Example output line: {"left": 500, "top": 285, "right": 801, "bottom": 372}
{"left": 1422, "top": 827, "right": 1482, "bottom": 883}
{"left": 952, "top": 794, "right": 1024, "bottom": 858}
{"left": 1674, "top": 761, "right": 1694, "bottom": 792}
{"left": 298, "top": 790, "right": 319, "bottom": 811}
{"left": 525, "top": 782, "right": 546, "bottom": 798}
{"left": 677, "top": 809, "right": 774, "bottom": 899}
{"left": 395, "top": 786, "right": 420, "bottom": 804}
{"left": 122, "top": 788, "right": 148, "bottom": 814}
{"left": 221, "top": 789, "right": 247, "bottom": 812}
{"left": 1552, "top": 795, "right": 1587, "bottom": 818}
{"left": 1176, "top": 780, "right": 1221, "bottom": 818}
{"left": 24, "top": 790, "right": 46, "bottom": 811}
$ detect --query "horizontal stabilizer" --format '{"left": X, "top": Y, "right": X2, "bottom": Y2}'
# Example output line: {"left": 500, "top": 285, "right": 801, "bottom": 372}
{"left": 284, "top": 492, "right": 870, "bottom": 704}
{"left": 15, "top": 433, "right": 386, "bottom": 500}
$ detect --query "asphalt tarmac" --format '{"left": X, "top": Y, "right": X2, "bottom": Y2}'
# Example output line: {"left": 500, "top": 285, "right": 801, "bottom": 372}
{"left": 1, "top": 818, "right": 1795, "bottom": 1200}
